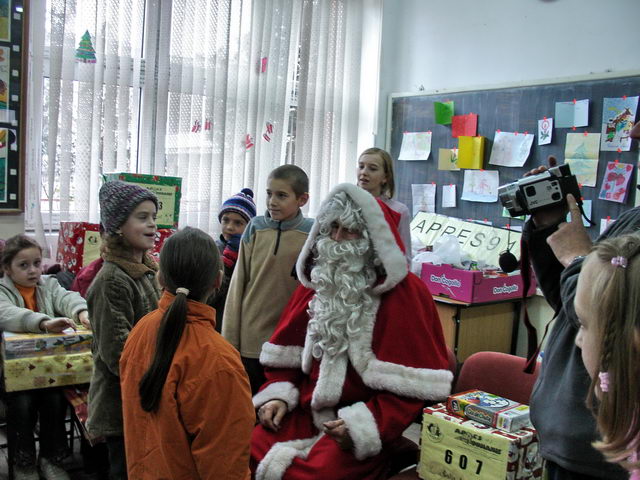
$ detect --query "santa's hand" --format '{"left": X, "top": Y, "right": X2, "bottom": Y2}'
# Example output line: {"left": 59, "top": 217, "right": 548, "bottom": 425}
{"left": 546, "top": 194, "right": 592, "bottom": 267}
{"left": 323, "top": 419, "right": 354, "bottom": 451}
{"left": 257, "top": 400, "right": 287, "bottom": 432}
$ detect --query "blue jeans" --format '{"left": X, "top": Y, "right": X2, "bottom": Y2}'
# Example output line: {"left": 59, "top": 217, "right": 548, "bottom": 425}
{"left": 5, "top": 388, "right": 69, "bottom": 467}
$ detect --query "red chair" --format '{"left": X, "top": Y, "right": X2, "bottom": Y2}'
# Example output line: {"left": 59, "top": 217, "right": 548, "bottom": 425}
{"left": 453, "top": 351, "right": 539, "bottom": 404}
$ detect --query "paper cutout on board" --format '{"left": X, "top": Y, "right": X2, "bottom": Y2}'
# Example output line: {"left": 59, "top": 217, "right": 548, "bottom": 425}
{"left": 600, "top": 217, "right": 616, "bottom": 234}
{"left": 442, "top": 184, "right": 456, "bottom": 208}
{"left": 566, "top": 199, "right": 592, "bottom": 227}
{"left": 598, "top": 161, "right": 633, "bottom": 203}
{"left": 564, "top": 132, "right": 601, "bottom": 187}
{"left": 434, "top": 101, "right": 454, "bottom": 125}
{"left": 600, "top": 96, "right": 639, "bottom": 151}
{"left": 451, "top": 113, "right": 478, "bottom": 138}
{"left": 538, "top": 117, "right": 553, "bottom": 145}
{"left": 461, "top": 170, "right": 499, "bottom": 203}
{"left": 438, "top": 148, "right": 459, "bottom": 171}
{"left": 555, "top": 99, "right": 589, "bottom": 128}
{"left": 412, "top": 183, "right": 436, "bottom": 216}
{"left": 457, "top": 136, "right": 485, "bottom": 169}
{"left": 399, "top": 131, "right": 432, "bottom": 160}
{"left": 488, "top": 131, "right": 534, "bottom": 167}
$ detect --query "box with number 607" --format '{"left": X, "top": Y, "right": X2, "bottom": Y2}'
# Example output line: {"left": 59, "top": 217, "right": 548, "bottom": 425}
{"left": 419, "top": 403, "right": 544, "bottom": 480}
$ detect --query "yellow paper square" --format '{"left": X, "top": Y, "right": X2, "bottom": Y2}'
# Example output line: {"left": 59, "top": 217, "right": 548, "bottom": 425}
{"left": 458, "top": 136, "right": 485, "bottom": 169}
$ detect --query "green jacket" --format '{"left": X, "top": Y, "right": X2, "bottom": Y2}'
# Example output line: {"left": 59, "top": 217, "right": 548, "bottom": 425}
{"left": 86, "top": 251, "right": 160, "bottom": 437}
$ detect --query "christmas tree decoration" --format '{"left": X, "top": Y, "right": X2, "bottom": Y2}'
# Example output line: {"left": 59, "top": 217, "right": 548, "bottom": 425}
{"left": 76, "top": 30, "right": 96, "bottom": 63}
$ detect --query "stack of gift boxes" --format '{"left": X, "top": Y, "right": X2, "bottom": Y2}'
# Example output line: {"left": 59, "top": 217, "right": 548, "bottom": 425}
{"left": 2, "top": 329, "right": 94, "bottom": 391}
{"left": 56, "top": 173, "right": 182, "bottom": 273}
{"left": 419, "top": 390, "right": 544, "bottom": 480}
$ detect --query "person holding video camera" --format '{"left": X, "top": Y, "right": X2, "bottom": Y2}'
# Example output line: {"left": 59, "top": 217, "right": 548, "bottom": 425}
{"left": 523, "top": 121, "right": 640, "bottom": 479}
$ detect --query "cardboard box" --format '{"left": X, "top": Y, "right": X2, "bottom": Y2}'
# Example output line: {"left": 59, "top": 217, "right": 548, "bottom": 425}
{"left": 56, "top": 222, "right": 102, "bottom": 274}
{"left": 2, "top": 329, "right": 93, "bottom": 360}
{"left": 3, "top": 351, "right": 93, "bottom": 392}
{"left": 103, "top": 173, "right": 182, "bottom": 229}
{"left": 447, "top": 390, "right": 531, "bottom": 432}
{"left": 419, "top": 403, "right": 543, "bottom": 480}
{"left": 420, "top": 263, "right": 536, "bottom": 303}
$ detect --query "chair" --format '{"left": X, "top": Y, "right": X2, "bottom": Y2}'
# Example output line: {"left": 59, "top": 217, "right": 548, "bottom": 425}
{"left": 453, "top": 351, "right": 539, "bottom": 404}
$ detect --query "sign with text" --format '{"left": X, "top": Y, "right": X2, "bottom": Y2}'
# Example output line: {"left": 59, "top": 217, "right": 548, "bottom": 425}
{"left": 410, "top": 212, "right": 522, "bottom": 267}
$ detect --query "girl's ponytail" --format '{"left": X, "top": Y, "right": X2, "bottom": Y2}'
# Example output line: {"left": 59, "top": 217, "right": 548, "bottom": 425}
{"left": 137, "top": 227, "right": 221, "bottom": 413}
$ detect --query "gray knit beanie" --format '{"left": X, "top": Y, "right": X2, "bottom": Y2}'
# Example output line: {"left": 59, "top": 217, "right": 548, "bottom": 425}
{"left": 99, "top": 181, "right": 159, "bottom": 234}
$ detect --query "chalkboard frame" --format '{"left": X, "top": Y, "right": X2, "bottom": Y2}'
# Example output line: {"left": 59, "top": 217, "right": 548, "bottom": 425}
{"left": 386, "top": 72, "right": 640, "bottom": 238}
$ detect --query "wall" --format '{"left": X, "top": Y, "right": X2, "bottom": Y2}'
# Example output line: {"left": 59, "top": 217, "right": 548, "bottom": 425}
{"left": 377, "top": 0, "right": 640, "bottom": 146}
{"left": 378, "top": 0, "right": 639, "bottom": 356}
{"left": 0, "top": 213, "right": 24, "bottom": 239}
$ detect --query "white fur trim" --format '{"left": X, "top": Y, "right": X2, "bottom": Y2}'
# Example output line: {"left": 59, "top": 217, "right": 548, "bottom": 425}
{"left": 260, "top": 343, "right": 303, "bottom": 368}
{"left": 253, "top": 382, "right": 300, "bottom": 412}
{"left": 296, "top": 183, "right": 407, "bottom": 295}
{"left": 338, "top": 402, "right": 382, "bottom": 460}
{"left": 256, "top": 435, "right": 322, "bottom": 480}
{"left": 310, "top": 352, "right": 348, "bottom": 410}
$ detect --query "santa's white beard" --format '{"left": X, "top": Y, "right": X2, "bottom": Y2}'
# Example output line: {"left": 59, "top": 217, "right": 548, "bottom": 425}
{"left": 307, "top": 236, "right": 377, "bottom": 360}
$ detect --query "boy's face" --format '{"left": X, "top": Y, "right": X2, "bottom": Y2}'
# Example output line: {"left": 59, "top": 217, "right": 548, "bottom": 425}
{"left": 266, "top": 177, "right": 308, "bottom": 222}
{"left": 220, "top": 212, "right": 248, "bottom": 241}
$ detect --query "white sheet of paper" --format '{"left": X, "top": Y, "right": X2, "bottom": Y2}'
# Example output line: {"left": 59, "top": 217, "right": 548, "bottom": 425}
{"left": 489, "top": 131, "right": 534, "bottom": 167}
{"left": 399, "top": 131, "right": 432, "bottom": 160}
{"left": 600, "top": 217, "right": 616, "bottom": 234}
{"left": 538, "top": 118, "right": 553, "bottom": 145}
{"left": 442, "top": 184, "right": 456, "bottom": 208}
{"left": 461, "top": 170, "right": 499, "bottom": 203}
{"left": 555, "top": 99, "right": 589, "bottom": 128}
{"left": 566, "top": 199, "right": 592, "bottom": 227}
{"left": 411, "top": 183, "right": 436, "bottom": 216}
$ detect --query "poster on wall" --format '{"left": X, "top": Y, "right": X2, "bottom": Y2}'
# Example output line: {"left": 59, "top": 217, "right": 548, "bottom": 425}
{"left": 0, "top": 129, "right": 6, "bottom": 202}
{"left": 0, "top": 44, "right": 9, "bottom": 122}
{"left": 600, "top": 96, "right": 639, "bottom": 152}
{"left": 0, "top": 0, "right": 10, "bottom": 43}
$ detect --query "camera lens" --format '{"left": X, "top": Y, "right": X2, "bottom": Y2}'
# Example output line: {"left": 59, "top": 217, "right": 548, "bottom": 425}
{"left": 525, "top": 185, "right": 536, "bottom": 196}
{"left": 552, "top": 192, "right": 561, "bottom": 201}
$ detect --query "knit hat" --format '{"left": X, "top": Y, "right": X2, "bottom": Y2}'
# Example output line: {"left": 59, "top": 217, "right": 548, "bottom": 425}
{"left": 218, "top": 188, "right": 256, "bottom": 224}
{"left": 99, "top": 180, "right": 159, "bottom": 234}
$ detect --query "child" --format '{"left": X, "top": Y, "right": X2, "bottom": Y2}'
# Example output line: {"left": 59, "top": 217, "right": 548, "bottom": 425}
{"left": 356, "top": 147, "right": 412, "bottom": 258}
{"left": 86, "top": 181, "right": 161, "bottom": 480}
{"left": 222, "top": 165, "right": 313, "bottom": 394}
{"left": 574, "top": 233, "right": 640, "bottom": 477}
{"left": 0, "top": 234, "right": 88, "bottom": 480}
{"left": 207, "top": 188, "right": 256, "bottom": 332}
{"left": 120, "top": 227, "right": 255, "bottom": 479}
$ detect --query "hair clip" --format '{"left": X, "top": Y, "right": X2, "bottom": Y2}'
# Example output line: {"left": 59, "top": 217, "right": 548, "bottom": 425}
{"left": 611, "top": 256, "right": 628, "bottom": 268}
{"left": 599, "top": 371, "right": 610, "bottom": 392}
{"left": 176, "top": 287, "right": 190, "bottom": 296}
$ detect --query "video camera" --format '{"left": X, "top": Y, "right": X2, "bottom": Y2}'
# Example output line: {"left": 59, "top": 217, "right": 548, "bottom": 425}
{"left": 498, "top": 164, "right": 583, "bottom": 217}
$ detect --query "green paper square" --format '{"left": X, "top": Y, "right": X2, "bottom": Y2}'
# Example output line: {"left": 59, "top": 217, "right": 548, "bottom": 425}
{"left": 434, "top": 101, "right": 454, "bottom": 125}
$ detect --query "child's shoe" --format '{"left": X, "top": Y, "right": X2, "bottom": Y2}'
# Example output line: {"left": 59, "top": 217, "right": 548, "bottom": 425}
{"left": 38, "top": 457, "right": 71, "bottom": 480}
{"left": 13, "top": 464, "right": 39, "bottom": 480}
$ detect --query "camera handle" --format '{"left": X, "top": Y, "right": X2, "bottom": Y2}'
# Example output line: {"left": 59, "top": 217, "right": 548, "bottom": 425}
{"left": 577, "top": 201, "right": 596, "bottom": 226}
{"left": 498, "top": 225, "right": 519, "bottom": 273}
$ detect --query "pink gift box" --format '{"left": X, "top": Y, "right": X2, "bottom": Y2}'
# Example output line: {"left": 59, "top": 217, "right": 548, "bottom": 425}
{"left": 421, "top": 263, "right": 536, "bottom": 303}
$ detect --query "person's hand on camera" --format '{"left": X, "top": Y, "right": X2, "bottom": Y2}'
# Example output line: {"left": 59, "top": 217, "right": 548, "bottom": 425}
{"left": 524, "top": 156, "right": 567, "bottom": 228}
{"left": 546, "top": 194, "right": 592, "bottom": 268}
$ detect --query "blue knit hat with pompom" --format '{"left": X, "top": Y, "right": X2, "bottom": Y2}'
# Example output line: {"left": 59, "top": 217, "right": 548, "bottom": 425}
{"left": 218, "top": 188, "right": 256, "bottom": 224}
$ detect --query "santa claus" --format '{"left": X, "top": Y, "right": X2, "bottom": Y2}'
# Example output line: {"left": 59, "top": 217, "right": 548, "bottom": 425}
{"left": 251, "top": 183, "right": 452, "bottom": 480}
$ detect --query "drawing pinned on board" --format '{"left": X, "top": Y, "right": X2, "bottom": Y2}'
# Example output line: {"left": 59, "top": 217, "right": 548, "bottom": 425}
{"left": 600, "top": 96, "right": 638, "bottom": 151}
{"left": 457, "top": 136, "right": 485, "bottom": 169}
{"left": 555, "top": 99, "right": 589, "bottom": 128}
{"left": 598, "top": 161, "right": 633, "bottom": 203}
{"left": 442, "top": 184, "right": 456, "bottom": 208}
{"left": 412, "top": 183, "right": 436, "bottom": 216}
{"left": 600, "top": 217, "right": 616, "bottom": 234}
{"left": 461, "top": 169, "right": 499, "bottom": 203}
{"left": 434, "top": 101, "right": 454, "bottom": 125}
{"left": 438, "top": 148, "right": 459, "bottom": 171}
{"left": 565, "top": 199, "right": 592, "bottom": 227}
{"left": 564, "top": 132, "right": 601, "bottom": 187}
{"left": 538, "top": 117, "right": 553, "bottom": 145}
{"left": 399, "top": 131, "right": 432, "bottom": 160}
{"left": 488, "top": 131, "right": 534, "bottom": 167}
{"left": 501, "top": 207, "right": 525, "bottom": 221}
{"left": 451, "top": 113, "right": 478, "bottom": 138}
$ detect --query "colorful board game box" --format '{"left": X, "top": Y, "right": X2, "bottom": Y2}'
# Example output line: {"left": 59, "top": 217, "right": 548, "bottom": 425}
{"left": 447, "top": 390, "right": 531, "bottom": 432}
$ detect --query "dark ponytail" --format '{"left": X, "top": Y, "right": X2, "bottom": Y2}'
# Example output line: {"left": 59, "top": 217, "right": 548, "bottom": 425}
{"left": 138, "top": 227, "right": 221, "bottom": 412}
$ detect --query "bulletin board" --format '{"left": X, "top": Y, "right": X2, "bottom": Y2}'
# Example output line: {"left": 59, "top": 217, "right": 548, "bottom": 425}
{"left": 0, "top": 0, "right": 26, "bottom": 213}
{"left": 387, "top": 73, "right": 640, "bottom": 238}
